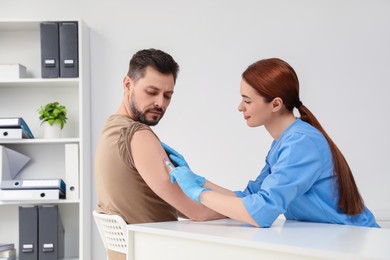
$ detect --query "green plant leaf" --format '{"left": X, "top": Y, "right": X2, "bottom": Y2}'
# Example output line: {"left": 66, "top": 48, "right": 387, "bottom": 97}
{"left": 38, "top": 101, "right": 68, "bottom": 129}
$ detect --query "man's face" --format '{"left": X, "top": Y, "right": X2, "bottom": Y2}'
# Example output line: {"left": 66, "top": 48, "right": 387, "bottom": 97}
{"left": 127, "top": 67, "right": 175, "bottom": 126}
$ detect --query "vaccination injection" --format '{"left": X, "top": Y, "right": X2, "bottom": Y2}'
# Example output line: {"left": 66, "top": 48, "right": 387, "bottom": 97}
{"left": 163, "top": 157, "right": 175, "bottom": 171}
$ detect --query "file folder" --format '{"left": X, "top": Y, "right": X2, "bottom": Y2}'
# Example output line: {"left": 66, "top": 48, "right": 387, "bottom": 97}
{"left": 0, "top": 128, "right": 33, "bottom": 139}
{"left": 0, "top": 145, "right": 31, "bottom": 181}
{"left": 40, "top": 22, "right": 60, "bottom": 78}
{"left": 0, "top": 189, "right": 65, "bottom": 201}
{"left": 59, "top": 22, "right": 78, "bottom": 78}
{"left": 19, "top": 206, "right": 38, "bottom": 260}
{"left": 1, "top": 178, "right": 66, "bottom": 193}
{"left": 0, "top": 117, "right": 34, "bottom": 138}
{"left": 65, "top": 144, "right": 79, "bottom": 200}
{"left": 38, "top": 205, "right": 64, "bottom": 260}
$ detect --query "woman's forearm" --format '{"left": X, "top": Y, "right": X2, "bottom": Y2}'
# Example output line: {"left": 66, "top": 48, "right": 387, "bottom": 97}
{"left": 199, "top": 189, "right": 259, "bottom": 227}
{"left": 203, "top": 180, "right": 236, "bottom": 196}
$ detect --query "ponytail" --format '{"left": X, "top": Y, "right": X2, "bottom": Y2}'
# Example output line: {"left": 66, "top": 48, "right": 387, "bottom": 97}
{"left": 298, "top": 105, "right": 364, "bottom": 215}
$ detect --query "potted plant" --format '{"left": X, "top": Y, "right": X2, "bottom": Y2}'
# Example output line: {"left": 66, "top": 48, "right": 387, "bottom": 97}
{"left": 38, "top": 101, "right": 67, "bottom": 138}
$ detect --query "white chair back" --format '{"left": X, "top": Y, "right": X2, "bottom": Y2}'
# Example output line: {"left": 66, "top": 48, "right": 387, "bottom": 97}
{"left": 93, "top": 210, "right": 128, "bottom": 257}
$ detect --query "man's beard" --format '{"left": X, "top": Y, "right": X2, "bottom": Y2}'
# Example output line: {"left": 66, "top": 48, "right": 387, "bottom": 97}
{"left": 130, "top": 96, "right": 164, "bottom": 126}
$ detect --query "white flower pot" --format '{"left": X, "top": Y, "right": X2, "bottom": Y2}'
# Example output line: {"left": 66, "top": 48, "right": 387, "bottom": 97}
{"left": 43, "top": 122, "right": 62, "bottom": 139}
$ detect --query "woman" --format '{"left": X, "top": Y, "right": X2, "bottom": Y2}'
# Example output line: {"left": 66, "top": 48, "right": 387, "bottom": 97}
{"left": 163, "top": 58, "right": 379, "bottom": 228}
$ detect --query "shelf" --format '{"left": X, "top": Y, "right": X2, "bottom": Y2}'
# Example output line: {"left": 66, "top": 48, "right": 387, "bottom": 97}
{"left": 0, "top": 199, "right": 80, "bottom": 206}
{"left": 0, "top": 19, "right": 91, "bottom": 259}
{"left": 0, "top": 138, "right": 80, "bottom": 145}
{"left": 0, "top": 78, "right": 79, "bottom": 88}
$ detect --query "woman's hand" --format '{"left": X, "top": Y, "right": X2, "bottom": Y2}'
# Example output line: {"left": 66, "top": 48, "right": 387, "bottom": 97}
{"left": 170, "top": 166, "right": 210, "bottom": 203}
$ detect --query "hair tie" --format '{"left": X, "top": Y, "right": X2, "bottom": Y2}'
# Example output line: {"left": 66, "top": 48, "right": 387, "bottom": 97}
{"left": 295, "top": 100, "right": 303, "bottom": 109}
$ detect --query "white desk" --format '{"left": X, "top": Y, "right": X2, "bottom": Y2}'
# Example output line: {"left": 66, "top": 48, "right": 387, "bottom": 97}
{"left": 127, "top": 218, "right": 390, "bottom": 260}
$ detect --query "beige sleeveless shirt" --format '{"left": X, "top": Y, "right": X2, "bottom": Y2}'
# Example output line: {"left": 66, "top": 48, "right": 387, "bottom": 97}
{"left": 95, "top": 115, "right": 178, "bottom": 224}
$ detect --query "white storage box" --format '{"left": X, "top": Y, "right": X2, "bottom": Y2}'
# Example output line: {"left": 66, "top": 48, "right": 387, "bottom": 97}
{"left": 0, "top": 64, "right": 27, "bottom": 79}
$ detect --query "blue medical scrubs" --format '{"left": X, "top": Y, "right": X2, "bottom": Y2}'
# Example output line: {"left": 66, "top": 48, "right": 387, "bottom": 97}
{"left": 235, "top": 119, "right": 379, "bottom": 228}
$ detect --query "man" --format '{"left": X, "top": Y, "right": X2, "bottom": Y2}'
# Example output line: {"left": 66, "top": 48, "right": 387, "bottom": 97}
{"left": 95, "top": 49, "right": 223, "bottom": 259}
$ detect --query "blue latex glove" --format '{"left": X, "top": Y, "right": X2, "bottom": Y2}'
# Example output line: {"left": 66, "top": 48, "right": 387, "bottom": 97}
{"left": 161, "top": 142, "right": 189, "bottom": 168}
{"left": 161, "top": 142, "right": 206, "bottom": 186}
{"left": 170, "top": 166, "right": 210, "bottom": 203}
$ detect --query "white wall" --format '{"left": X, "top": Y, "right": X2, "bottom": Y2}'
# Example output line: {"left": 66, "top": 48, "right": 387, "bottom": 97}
{"left": 1, "top": 0, "right": 389, "bottom": 259}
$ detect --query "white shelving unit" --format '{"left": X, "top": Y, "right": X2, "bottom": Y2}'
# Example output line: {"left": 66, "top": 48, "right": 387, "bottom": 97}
{"left": 0, "top": 19, "right": 91, "bottom": 260}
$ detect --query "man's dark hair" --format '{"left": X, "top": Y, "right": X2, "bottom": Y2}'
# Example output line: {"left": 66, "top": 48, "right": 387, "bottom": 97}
{"left": 127, "top": 48, "right": 180, "bottom": 83}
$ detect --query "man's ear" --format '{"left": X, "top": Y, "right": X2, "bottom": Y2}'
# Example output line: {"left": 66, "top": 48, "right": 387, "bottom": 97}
{"left": 271, "top": 97, "right": 283, "bottom": 112}
{"left": 123, "top": 75, "right": 133, "bottom": 92}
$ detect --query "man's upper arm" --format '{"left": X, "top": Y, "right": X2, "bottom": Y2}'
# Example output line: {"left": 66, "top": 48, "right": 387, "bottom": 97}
{"left": 130, "top": 129, "right": 210, "bottom": 219}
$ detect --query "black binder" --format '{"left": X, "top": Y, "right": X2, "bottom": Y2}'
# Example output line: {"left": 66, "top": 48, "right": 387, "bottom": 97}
{"left": 38, "top": 205, "right": 65, "bottom": 260}
{"left": 19, "top": 206, "right": 39, "bottom": 260}
{"left": 40, "top": 22, "right": 60, "bottom": 78}
{"left": 59, "top": 22, "right": 78, "bottom": 78}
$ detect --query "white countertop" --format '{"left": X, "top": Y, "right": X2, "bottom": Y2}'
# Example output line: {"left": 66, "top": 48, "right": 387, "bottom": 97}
{"left": 127, "top": 218, "right": 390, "bottom": 259}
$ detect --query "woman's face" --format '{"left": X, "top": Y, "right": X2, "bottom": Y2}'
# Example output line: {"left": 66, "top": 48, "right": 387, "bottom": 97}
{"left": 238, "top": 79, "right": 274, "bottom": 127}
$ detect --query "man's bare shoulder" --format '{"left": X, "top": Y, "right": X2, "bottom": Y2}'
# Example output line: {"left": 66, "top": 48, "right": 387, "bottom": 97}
{"left": 132, "top": 127, "right": 159, "bottom": 144}
{"left": 131, "top": 129, "right": 163, "bottom": 161}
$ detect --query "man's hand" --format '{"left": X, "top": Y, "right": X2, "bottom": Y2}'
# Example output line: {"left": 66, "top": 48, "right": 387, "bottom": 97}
{"left": 170, "top": 166, "right": 210, "bottom": 203}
